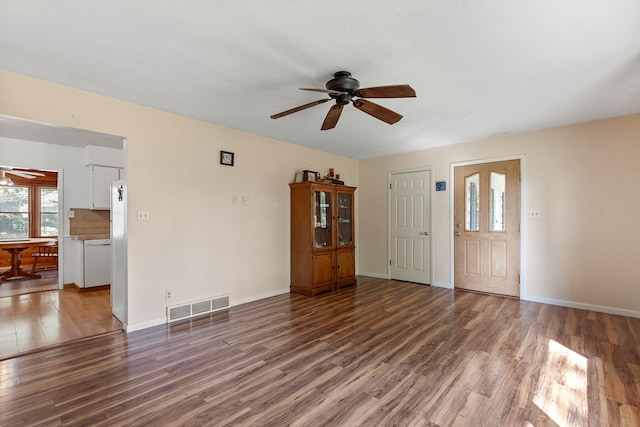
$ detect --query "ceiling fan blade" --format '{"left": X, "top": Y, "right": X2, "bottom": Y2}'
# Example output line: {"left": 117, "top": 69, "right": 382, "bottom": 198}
{"left": 8, "top": 171, "right": 45, "bottom": 179}
{"left": 353, "top": 99, "right": 403, "bottom": 125}
{"left": 355, "top": 85, "right": 416, "bottom": 98}
{"left": 321, "top": 104, "right": 344, "bottom": 130}
{"left": 300, "top": 88, "right": 345, "bottom": 95}
{"left": 270, "top": 98, "right": 331, "bottom": 119}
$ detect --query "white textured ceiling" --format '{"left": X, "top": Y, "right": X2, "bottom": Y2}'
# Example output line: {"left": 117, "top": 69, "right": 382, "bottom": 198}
{"left": 1, "top": 1, "right": 639, "bottom": 159}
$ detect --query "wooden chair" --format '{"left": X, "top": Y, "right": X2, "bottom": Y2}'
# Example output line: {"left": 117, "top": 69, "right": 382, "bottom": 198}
{"left": 31, "top": 245, "right": 58, "bottom": 272}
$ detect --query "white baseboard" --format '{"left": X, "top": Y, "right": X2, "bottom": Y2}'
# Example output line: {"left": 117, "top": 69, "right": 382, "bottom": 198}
{"left": 231, "top": 287, "right": 290, "bottom": 307}
{"left": 125, "top": 317, "right": 165, "bottom": 333}
{"left": 432, "top": 281, "right": 453, "bottom": 289}
{"left": 125, "top": 288, "right": 290, "bottom": 333}
{"left": 357, "top": 272, "right": 390, "bottom": 279}
{"left": 522, "top": 295, "right": 640, "bottom": 319}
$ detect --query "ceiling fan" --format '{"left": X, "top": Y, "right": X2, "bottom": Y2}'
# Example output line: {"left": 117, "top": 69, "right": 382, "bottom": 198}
{"left": 270, "top": 71, "right": 416, "bottom": 130}
{"left": 0, "top": 166, "right": 45, "bottom": 186}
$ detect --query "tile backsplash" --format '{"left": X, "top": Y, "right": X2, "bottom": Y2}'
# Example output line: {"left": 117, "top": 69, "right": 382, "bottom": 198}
{"left": 69, "top": 208, "right": 110, "bottom": 236}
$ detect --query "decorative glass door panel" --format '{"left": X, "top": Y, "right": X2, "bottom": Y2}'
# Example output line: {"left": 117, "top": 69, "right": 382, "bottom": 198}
{"left": 490, "top": 172, "right": 506, "bottom": 231}
{"left": 314, "top": 190, "right": 333, "bottom": 247}
{"left": 465, "top": 173, "right": 480, "bottom": 231}
{"left": 337, "top": 192, "right": 353, "bottom": 245}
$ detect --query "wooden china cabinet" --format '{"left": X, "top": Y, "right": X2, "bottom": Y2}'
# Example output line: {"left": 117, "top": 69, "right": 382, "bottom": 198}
{"left": 290, "top": 181, "right": 357, "bottom": 296}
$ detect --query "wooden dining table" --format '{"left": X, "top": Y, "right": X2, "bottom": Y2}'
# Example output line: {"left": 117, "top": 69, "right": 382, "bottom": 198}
{"left": 0, "top": 238, "right": 57, "bottom": 282}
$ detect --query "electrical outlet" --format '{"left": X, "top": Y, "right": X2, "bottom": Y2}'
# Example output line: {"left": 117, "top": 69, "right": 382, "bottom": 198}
{"left": 165, "top": 290, "right": 172, "bottom": 301}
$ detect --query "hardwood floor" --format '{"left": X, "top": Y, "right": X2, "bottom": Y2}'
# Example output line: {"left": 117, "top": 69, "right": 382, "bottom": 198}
{"left": 0, "top": 271, "right": 58, "bottom": 298}
{"left": 1, "top": 277, "right": 638, "bottom": 426}
{"left": 0, "top": 287, "right": 122, "bottom": 360}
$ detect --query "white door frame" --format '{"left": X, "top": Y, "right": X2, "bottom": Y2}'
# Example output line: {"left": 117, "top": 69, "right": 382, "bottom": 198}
{"left": 449, "top": 155, "right": 527, "bottom": 295}
{"left": 387, "top": 166, "right": 434, "bottom": 283}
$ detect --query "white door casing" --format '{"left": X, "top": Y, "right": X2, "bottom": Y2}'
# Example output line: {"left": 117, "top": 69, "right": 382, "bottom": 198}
{"left": 390, "top": 170, "right": 431, "bottom": 284}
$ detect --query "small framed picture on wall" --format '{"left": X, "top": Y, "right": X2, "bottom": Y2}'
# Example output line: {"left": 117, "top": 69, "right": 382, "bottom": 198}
{"left": 220, "top": 151, "right": 234, "bottom": 166}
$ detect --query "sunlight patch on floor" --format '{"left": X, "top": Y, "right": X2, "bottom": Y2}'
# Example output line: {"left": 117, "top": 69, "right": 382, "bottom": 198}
{"left": 533, "top": 339, "right": 588, "bottom": 426}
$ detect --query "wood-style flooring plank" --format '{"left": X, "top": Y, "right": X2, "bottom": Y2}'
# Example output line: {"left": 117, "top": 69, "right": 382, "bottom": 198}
{"left": 0, "top": 287, "right": 122, "bottom": 360}
{"left": 1, "top": 277, "right": 639, "bottom": 426}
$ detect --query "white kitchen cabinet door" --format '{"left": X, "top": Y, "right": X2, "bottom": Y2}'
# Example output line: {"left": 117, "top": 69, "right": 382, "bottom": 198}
{"left": 91, "top": 166, "right": 120, "bottom": 209}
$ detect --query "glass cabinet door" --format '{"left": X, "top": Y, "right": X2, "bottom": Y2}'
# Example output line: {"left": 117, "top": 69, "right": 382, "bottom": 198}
{"left": 337, "top": 192, "right": 353, "bottom": 245}
{"left": 314, "top": 190, "right": 333, "bottom": 247}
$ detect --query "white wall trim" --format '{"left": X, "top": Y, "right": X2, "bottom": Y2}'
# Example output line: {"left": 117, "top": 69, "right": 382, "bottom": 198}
{"left": 125, "top": 318, "right": 165, "bottom": 332}
{"left": 522, "top": 295, "right": 640, "bottom": 319}
{"left": 432, "top": 281, "right": 453, "bottom": 289}
{"left": 359, "top": 272, "right": 390, "bottom": 279}
{"left": 231, "top": 288, "right": 290, "bottom": 307}
{"left": 387, "top": 166, "right": 433, "bottom": 285}
{"left": 125, "top": 288, "right": 290, "bottom": 333}
{"left": 449, "top": 154, "right": 526, "bottom": 294}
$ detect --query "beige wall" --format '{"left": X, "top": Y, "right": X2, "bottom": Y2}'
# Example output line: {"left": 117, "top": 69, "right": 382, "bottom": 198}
{"left": 359, "top": 114, "right": 640, "bottom": 316}
{"left": 0, "top": 70, "right": 359, "bottom": 330}
{"left": 3, "top": 68, "right": 638, "bottom": 325}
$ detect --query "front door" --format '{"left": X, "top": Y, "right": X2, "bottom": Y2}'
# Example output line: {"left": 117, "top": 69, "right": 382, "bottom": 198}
{"left": 390, "top": 170, "right": 431, "bottom": 284}
{"left": 454, "top": 160, "right": 520, "bottom": 296}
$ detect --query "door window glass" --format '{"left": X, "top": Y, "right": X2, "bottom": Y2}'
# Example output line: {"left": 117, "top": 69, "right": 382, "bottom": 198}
{"left": 490, "top": 172, "right": 506, "bottom": 231}
{"left": 465, "top": 173, "right": 479, "bottom": 231}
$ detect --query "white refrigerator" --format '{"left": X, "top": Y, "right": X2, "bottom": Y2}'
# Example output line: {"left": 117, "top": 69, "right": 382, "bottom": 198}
{"left": 110, "top": 180, "right": 127, "bottom": 325}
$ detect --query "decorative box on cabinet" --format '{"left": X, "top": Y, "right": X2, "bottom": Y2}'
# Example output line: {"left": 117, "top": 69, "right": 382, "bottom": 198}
{"left": 290, "top": 181, "right": 357, "bottom": 296}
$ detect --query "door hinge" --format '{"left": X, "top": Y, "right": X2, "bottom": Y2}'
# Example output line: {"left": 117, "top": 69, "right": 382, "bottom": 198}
{"left": 518, "top": 274, "right": 520, "bottom": 284}
{"left": 389, "top": 259, "right": 392, "bottom": 266}
{"left": 389, "top": 183, "right": 392, "bottom": 190}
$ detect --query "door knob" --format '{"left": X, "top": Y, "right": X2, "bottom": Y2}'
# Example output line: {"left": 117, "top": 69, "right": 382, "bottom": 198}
{"left": 455, "top": 232, "right": 462, "bottom": 236}
{"left": 420, "top": 231, "right": 429, "bottom": 236}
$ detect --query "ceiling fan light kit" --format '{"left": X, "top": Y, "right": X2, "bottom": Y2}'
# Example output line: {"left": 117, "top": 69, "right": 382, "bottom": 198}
{"left": 0, "top": 171, "right": 14, "bottom": 186}
{"left": 0, "top": 167, "right": 45, "bottom": 186}
{"left": 271, "top": 71, "right": 416, "bottom": 130}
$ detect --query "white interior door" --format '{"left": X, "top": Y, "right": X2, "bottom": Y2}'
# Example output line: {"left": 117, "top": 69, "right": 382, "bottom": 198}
{"left": 390, "top": 170, "right": 431, "bottom": 284}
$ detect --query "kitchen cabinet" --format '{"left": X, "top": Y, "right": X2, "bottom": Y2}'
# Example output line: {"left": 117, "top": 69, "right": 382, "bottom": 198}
{"left": 90, "top": 165, "right": 120, "bottom": 209}
{"left": 67, "top": 238, "right": 112, "bottom": 288}
{"left": 290, "top": 181, "right": 356, "bottom": 296}
{"left": 83, "top": 239, "right": 111, "bottom": 287}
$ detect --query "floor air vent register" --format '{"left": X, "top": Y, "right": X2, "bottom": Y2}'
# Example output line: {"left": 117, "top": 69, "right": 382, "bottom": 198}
{"left": 167, "top": 295, "right": 229, "bottom": 322}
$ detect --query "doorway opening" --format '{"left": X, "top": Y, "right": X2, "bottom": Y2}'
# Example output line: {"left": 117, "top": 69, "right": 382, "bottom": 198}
{"left": 0, "top": 167, "right": 59, "bottom": 296}
{"left": 0, "top": 116, "right": 127, "bottom": 359}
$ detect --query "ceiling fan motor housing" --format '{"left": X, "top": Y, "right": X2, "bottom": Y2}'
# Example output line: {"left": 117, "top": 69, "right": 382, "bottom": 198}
{"left": 326, "top": 71, "right": 360, "bottom": 94}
